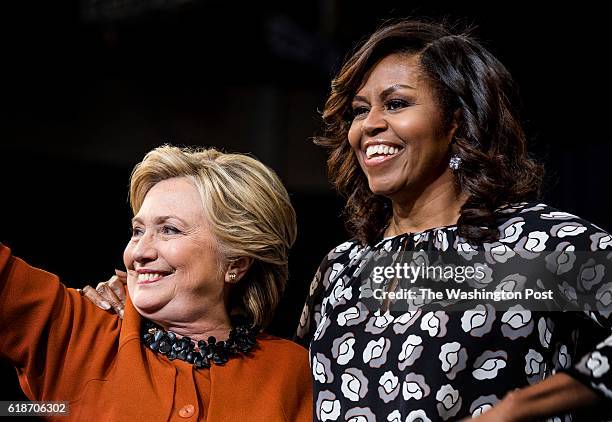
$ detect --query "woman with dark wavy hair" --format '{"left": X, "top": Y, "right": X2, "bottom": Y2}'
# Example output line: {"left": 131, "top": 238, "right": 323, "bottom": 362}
{"left": 296, "top": 19, "right": 612, "bottom": 421}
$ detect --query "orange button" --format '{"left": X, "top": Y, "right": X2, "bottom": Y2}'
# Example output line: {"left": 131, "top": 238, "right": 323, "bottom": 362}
{"left": 178, "top": 404, "right": 195, "bottom": 418}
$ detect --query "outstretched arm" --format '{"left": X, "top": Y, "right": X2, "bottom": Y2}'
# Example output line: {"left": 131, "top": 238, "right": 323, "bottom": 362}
{"left": 467, "top": 372, "right": 600, "bottom": 421}
{"left": 0, "top": 244, "right": 121, "bottom": 400}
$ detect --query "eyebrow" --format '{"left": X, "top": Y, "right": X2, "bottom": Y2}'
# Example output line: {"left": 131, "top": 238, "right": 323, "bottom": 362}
{"left": 353, "top": 84, "right": 415, "bottom": 103}
{"left": 381, "top": 84, "right": 415, "bottom": 98}
{"left": 131, "top": 215, "right": 188, "bottom": 225}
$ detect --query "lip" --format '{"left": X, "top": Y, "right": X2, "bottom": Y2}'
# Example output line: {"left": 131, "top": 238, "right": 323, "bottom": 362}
{"left": 135, "top": 269, "right": 173, "bottom": 285}
{"left": 361, "top": 139, "right": 404, "bottom": 168}
{"left": 362, "top": 139, "right": 404, "bottom": 150}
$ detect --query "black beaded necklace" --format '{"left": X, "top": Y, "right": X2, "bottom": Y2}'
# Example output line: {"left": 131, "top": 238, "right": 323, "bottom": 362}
{"left": 141, "top": 318, "right": 258, "bottom": 368}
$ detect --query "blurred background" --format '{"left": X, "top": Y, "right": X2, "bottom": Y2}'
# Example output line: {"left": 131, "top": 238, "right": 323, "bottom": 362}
{"left": 1, "top": 0, "right": 610, "bottom": 405}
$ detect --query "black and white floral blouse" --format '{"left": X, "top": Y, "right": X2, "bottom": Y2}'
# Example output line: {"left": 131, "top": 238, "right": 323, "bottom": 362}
{"left": 296, "top": 203, "right": 612, "bottom": 421}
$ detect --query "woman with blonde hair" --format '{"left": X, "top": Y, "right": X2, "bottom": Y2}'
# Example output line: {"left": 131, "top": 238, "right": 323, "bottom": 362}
{"left": 0, "top": 145, "right": 311, "bottom": 420}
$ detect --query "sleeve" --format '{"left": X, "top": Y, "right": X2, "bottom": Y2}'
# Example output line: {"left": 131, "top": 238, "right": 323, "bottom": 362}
{"left": 294, "top": 240, "right": 361, "bottom": 348}
{"left": 294, "top": 254, "right": 327, "bottom": 348}
{"left": 549, "top": 225, "right": 612, "bottom": 400}
{"left": 0, "top": 244, "right": 121, "bottom": 400}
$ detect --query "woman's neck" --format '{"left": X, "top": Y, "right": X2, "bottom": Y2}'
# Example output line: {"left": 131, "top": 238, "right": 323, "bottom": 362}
{"left": 385, "top": 173, "right": 467, "bottom": 237}
{"left": 153, "top": 313, "right": 233, "bottom": 342}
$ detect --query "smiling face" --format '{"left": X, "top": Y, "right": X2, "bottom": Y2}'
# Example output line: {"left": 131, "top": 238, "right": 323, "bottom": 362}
{"left": 348, "top": 53, "right": 456, "bottom": 202}
{"left": 123, "top": 177, "right": 227, "bottom": 324}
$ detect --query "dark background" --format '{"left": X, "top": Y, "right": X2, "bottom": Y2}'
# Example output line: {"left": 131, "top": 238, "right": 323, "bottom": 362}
{"left": 1, "top": 0, "right": 610, "bottom": 408}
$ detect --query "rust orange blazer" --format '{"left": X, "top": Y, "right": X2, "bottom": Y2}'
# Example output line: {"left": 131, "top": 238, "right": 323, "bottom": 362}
{"left": 0, "top": 245, "right": 313, "bottom": 421}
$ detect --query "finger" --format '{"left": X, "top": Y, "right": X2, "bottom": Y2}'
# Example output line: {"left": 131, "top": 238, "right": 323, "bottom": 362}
{"left": 82, "top": 285, "right": 111, "bottom": 310}
{"left": 108, "top": 276, "right": 127, "bottom": 303}
{"left": 96, "top": 282, "right": 124, "bottom": 318}
{"left": 114, "top": 269, "right": 128, "bottom": 283}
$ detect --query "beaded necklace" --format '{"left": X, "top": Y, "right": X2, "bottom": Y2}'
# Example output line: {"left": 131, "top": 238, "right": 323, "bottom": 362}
{"left": 141, "top": 318, "right": 258, "bottom": 368}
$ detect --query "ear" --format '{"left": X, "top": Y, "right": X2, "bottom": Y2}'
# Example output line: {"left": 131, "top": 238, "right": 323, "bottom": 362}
{"left": 225, "top": 257, "right": 254, "bottom": 284}
{"left": 447, "top": 109, "right": 462, "bottom": 143}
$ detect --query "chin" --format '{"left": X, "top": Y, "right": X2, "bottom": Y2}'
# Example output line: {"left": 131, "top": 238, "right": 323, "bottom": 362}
{"left": 131, "top": 289, "right": 168, "bottom": 315}
{"left": 364, "top": 167, "right": 410, "bottom": 194}
{"left": 367, "top": 179, "right": 403, "bottom": 197}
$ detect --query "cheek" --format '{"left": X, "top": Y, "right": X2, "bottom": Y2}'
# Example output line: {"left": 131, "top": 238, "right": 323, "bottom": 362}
{"left": 418, "top": 130, "right": 451, "bottom": 160}
{"left": 400, "top": 122, "right": 446, "bottom": 153}
{"left": 347, "top": 123, "right": 361, "bottom": 150}
{"left": 123, "top": 242, "right": 134, "bottom": 269}
{"left": 123, "top": 243, "right": 137, "bottom": 297}
{"left": 162, "top": 243, "right": 185, "bottom": 268}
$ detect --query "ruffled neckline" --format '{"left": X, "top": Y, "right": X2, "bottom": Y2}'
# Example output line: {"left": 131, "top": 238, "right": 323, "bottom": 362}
{"left": 373, "top": 201, "right": 540, "bottom": 249}
{"left": 376, "top": 224, "right": 459, "bottom": 247}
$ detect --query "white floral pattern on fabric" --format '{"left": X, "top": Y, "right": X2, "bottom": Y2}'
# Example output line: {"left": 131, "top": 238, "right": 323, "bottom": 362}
{"left": 296, "top": 203, "right": 612, "bottom": 421}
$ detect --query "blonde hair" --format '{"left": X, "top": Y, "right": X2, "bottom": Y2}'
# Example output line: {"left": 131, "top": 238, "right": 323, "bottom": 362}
{"left": 129, "top": 145, "right": 297, "bottom": 328}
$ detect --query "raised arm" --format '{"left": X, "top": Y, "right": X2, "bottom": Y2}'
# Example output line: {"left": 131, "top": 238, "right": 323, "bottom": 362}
{"left": 0, "top": 244, "right": 121, "bottom": 400}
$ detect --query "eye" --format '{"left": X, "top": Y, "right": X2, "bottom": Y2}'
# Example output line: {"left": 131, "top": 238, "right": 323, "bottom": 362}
{"left": 385, "top": 99, "right": 411, "bottom": 111}
{"left": 161, "top": 225, "right": 181, "bottom": 235}
{"left": 131, "top": 226, "right": 144, "bottom": 238}
{"left": 351, "top": 105, "right": 370, "bottom": 119}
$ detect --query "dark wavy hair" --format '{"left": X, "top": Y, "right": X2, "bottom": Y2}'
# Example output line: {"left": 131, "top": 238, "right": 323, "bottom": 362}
{"left": 316, "top": 19, "right": 543, "bottom": 245}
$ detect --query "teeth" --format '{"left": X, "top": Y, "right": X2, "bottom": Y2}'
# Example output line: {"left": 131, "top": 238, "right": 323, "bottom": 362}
{"left": 365, "top": 145, "right": 401, "bottom": 158}
{"left": 138, "top": 273, "right": 166, "bottom": 282}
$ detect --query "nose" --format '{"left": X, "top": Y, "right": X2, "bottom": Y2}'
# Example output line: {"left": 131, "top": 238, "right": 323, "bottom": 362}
{"left": 361, "top": 105, "right": 388, "bottom": 136}
{"left": 131, "top": 232, "right": 158, "bottom": 264}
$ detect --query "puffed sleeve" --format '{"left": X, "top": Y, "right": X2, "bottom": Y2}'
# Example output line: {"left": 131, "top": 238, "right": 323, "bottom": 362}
{"left": 294, "top": 254, "right": 328, "bottom": 348}
{"left": 0, "top": 244, "right": 120, "bottom": 400}
{"left": 549, "top": 224, "right": 612, "bottom": 400}
{"left": 294, "top": 240, "right": 363, "bottom": 348}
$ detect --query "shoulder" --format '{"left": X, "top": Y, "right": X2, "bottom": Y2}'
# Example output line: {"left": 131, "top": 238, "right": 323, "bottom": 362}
{"left": 311, "top": 239, "right": 369, "bottom": 291}
{"left": 495, "top": 202, "right": 612, "bottom": 251}
{"left": 256, "top": 334, "right": 308, "bottom": 361}
{"left": 251, "top": 334, "right": 310, "bottom": 376}
{"left": 323, "top": 239, "right": 365, "bottom": 263}
{"left": 318, "top": 238, "right": 372, "bottom": 272}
